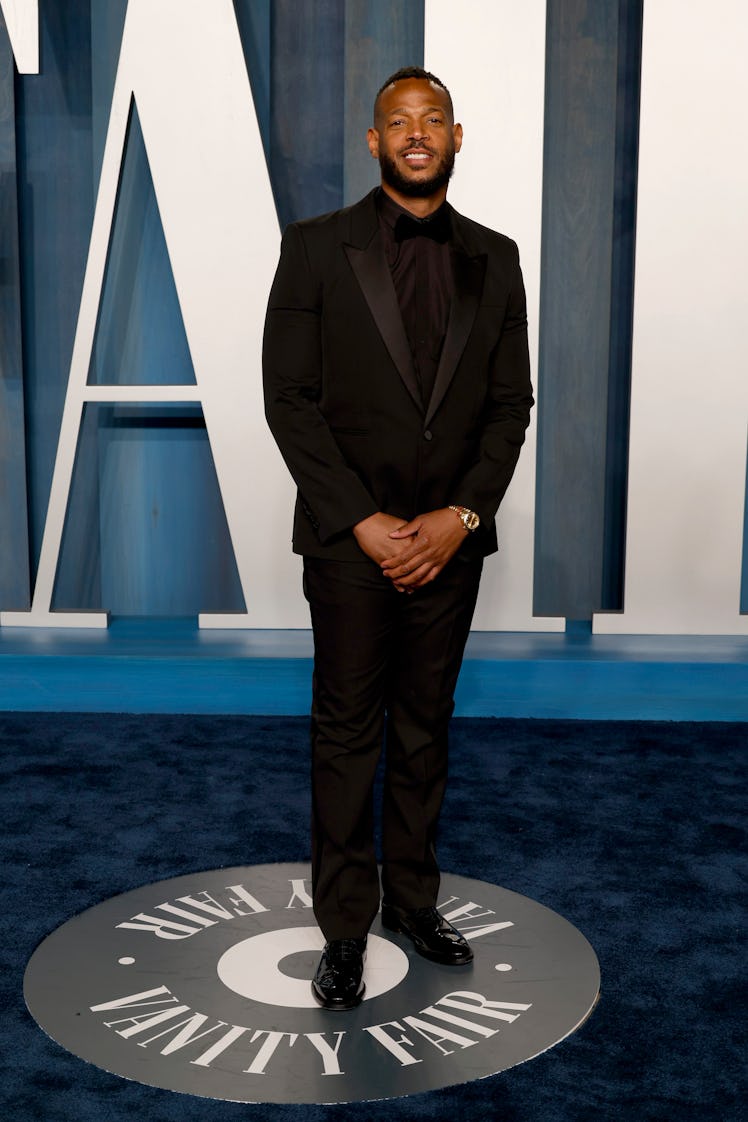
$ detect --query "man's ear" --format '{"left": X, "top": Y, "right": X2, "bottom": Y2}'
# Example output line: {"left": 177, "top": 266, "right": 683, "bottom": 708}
{"left": 453, "top": 123, "right": 463, "bottom": 154}
{"left": 367, "top": 127, "right": 380, "bottom": 159}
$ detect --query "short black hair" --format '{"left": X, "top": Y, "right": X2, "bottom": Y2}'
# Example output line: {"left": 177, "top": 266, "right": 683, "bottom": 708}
{"left": 374, "top": 66, "right": 453, "bottom": 121}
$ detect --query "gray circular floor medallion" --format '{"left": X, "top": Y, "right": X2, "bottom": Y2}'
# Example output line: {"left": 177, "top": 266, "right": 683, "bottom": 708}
{"left": 24, "top": 864, "right": 600, "bottom": 1104}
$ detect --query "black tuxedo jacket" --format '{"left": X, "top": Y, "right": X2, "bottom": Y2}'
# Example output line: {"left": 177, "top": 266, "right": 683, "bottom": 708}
{"left": 263, "top": 189, "right": 534, "bottom": 563}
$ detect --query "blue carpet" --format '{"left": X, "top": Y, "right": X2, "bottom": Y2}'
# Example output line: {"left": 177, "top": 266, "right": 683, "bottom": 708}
{"left": 2, "top": 715, "right": 746, "bottom": 1120}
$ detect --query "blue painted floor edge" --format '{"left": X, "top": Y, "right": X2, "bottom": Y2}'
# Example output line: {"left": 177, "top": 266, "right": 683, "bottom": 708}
{"left": 1, "top": 619, "right": 747, "bottom": 720}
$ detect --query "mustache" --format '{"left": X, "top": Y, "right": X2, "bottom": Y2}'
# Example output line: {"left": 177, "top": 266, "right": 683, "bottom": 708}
{"left": 400, "top": 142, "right": 437, "bottom": 155}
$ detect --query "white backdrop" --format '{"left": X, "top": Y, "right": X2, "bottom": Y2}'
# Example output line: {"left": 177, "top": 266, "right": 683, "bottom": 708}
{"left": 594, "top": 0, "right": 748, "bottom": 635}
{"left": 427, "top": 0, "right": 562, "bottom": 632}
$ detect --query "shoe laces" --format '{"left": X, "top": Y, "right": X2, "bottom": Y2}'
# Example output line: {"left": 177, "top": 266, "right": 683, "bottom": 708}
{"left": 411, "top": 906, "right": 441, "bottom": 925}
{"left": 328, "top": 938, "right": 366, "bottom": 961}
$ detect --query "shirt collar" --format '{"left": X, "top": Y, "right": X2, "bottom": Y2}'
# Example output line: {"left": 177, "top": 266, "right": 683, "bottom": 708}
{"left": 375, "top": 186, "right": 451, "bottom": 234}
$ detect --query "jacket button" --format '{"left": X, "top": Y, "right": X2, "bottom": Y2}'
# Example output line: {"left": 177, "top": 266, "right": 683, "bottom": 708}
{"left": 423, "top": 429, "right": 433, "bottom": 441}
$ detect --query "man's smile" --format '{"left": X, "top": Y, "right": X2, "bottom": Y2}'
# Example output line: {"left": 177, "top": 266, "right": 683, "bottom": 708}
{"left": 402, "top": 148, "right": 435, "bottom": 167}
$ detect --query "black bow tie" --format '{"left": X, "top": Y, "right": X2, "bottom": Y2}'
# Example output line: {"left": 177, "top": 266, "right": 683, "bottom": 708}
{"left": 394, "top": 209, "right": 450, "bottom": 244}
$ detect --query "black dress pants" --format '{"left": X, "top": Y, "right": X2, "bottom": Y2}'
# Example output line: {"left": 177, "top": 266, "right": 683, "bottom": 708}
{"left": 303, "top": 553, "right": 483, "bottom": 940}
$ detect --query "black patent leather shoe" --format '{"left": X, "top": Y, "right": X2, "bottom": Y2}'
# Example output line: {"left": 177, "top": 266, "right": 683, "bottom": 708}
{"left": 381, "top": 904, "right": 473, "bottom": 965}
{"left": 311, "top": 938, "right": 367, "bottom": 1009}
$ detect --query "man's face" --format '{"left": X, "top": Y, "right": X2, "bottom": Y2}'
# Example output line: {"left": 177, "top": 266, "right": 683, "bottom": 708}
{"left": 367, "top": 78, "right": 462, "bottom": 200}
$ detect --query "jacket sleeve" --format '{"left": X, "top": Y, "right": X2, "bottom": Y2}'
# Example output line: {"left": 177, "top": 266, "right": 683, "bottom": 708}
{"left": 452, "top": 241, "right": 534, "bottom": 525}
{"left": 262, "top": 223, "right": 379, "bottom": 543}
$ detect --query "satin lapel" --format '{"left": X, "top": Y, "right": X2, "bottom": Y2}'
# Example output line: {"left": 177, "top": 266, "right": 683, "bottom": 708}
{"left": 424, "top": 247, "right": 486, "bottom": 428}
{"left": 344, "top": 236, "right": 421, "bottom": 411}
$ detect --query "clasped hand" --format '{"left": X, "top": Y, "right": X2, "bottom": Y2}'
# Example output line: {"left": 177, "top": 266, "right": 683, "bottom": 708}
{"left": 353, "top": 509, "right": 466, "bottom": 591}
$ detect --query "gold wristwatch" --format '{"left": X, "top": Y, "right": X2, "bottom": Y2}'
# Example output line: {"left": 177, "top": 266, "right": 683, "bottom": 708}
{"left": 449, "top": 504, "right": 480, "bottom": 532}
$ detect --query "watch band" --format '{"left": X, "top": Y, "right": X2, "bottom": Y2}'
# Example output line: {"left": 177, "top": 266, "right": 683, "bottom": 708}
{"left": 449, "top": 504, "right": 480, "bottom": 532}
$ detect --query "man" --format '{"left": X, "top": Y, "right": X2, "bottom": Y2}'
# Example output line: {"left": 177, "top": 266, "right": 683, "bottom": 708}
{"left": 263, "top": 67, "right": 533, "bottom": 1010}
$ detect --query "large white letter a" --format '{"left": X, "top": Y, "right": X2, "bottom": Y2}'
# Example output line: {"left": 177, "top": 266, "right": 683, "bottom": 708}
{"left": 1, "top": 0, "right": 297, "bottom": 629}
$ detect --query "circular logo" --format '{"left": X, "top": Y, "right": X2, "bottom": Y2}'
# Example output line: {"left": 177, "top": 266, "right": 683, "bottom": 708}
{"left": 24, "top": 864, "right": 599, "bottom": 1104}
{"left": 216, "top": 927, "right": 409, "bottom": 1007}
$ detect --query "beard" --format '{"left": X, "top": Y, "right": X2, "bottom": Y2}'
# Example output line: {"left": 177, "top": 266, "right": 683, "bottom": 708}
{"left": 378, "top": 145, "right": 455, "bottom": 198}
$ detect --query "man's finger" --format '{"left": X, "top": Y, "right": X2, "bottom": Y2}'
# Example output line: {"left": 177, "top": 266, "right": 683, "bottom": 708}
{"left": 381, "top": 542, "right": 431, "bottom": 572}
{"left": 383, "top": 549, "right": 433, "bottom": 577}
{"left": 390, "top": 560, "right": 438, "bottom": 588}
{"left": 388, "top": 519, "right": 422, "bottom": 539}
{"left": 406, "top": 564, "right": 441, "bottom": 588}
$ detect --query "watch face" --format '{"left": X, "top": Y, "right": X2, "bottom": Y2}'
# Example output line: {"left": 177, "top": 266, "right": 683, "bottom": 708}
{"left": 464, "top": 510, "right": 480, "bottom": 531}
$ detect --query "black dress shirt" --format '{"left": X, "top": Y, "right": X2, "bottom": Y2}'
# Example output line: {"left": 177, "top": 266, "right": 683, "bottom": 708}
{"left": 376, "top": 189, "right": 454, "bottom": 408}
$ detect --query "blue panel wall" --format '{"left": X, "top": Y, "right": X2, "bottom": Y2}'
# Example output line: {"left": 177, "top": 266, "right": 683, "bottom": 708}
{"left": 52, "top": 404, "right": 245, "bottom": 614}
{"left": 342, "top": 0, "right": 424, "bottom": 205}
{"left": 89, "top": 104, "right": 195, "bottom": 388}
{"left": 602, "top": 0, "right": 642, "bottom": 610}
{"left": 265, "top": 0, "right": 423, "bottom": 226}
{"left": 269, "top": 0, "right": 346, "bottom": 225}
{"left": 0, "top": 14, "right": 30, "bottom": 609}
{"left": 232, "top": 0, "right": 271, "bottom": 167}
{"left": 534, "top": 0, "right": 643, "bottom": 619}
{"left": 90, "top": 0, "right": 128, "bottom": 191}
{"left": 14, "top": 0, "right": 94, "bottom": 581}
